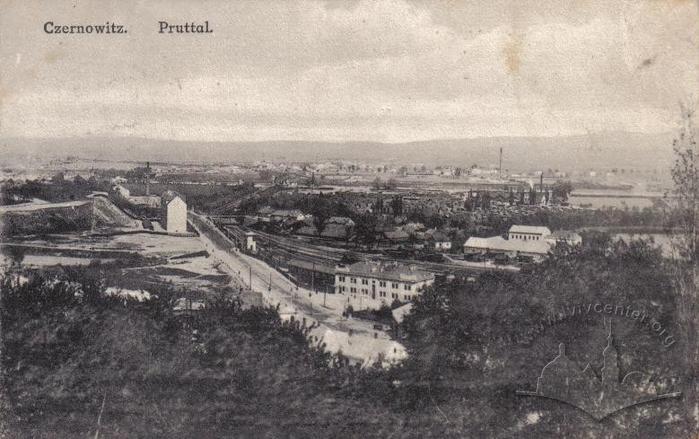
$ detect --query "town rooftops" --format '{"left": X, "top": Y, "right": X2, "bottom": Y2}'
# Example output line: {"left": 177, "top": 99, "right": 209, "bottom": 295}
{"left": 161, "top": 190, "right": 185, "bottom": 205}
{"left": 509, "top": 225, "right": 552, "bottom": 236}
{"left": 337, "top": 261, "right": 434, "bottom": 283}
{"left": 464, "top": 236, "right": 552, "bottom": 255}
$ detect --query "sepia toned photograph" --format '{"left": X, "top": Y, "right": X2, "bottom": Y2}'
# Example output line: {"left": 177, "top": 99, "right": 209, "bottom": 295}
{"left": 0, "top": 1, "right": 697, "bottom": 437}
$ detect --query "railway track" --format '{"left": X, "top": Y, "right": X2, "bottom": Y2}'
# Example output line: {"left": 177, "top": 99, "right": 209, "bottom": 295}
{"left": 215, "top": 221, "right": 495, "bottom": 276}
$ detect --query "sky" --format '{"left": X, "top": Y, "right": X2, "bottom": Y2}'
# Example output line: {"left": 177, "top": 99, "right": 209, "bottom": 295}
{"left": 0, "top": 0, "right": 698, "bottom": 143}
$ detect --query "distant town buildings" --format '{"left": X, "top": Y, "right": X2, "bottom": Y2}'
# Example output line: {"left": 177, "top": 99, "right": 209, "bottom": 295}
{"left": 161, "top": 190, "right": 187, "bottom": 234}
{"left": 335, "top": 261, "right": 435, "bottom": 302}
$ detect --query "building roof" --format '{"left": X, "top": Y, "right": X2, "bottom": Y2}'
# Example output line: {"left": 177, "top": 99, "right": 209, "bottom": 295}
{"left": 509, "top": 225, "right": 552, "bottom": 236}
{"left": 464, "top": 236, "right": 552, "bottom": 255}
{"left": 328, "top": 216, "right": 355, "bottom": 226}
{"left": 161, "top": 190, "right": 185, "bottom": 205}
{"left": 338, "top": 261, "right": 434, "bottom": 283}
{"left": 287, "top": 259, "right": 336, "bottom": 275}
{"left": 384, "top": 230, "right": 409, "bottom": 241}
{"left": 429, "top": 231, "right": 450, "bottom": 242}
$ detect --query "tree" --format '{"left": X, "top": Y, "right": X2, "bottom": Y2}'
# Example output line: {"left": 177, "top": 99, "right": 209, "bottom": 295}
{"left": 311, "top": 198, "right": 331, "bottom": 237}
{"left": 669, "top": 103, "right": 699, "bottom": 428}
{"left": 354, "top": 214, "right": 378, "bottom": 248}
{"left": 552, "top": 180, "right": 574, "bottom": 202}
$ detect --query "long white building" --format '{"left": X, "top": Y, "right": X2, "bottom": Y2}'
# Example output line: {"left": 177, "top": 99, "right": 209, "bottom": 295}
{"left": 335, "top": 261, "right": 435, "bottom": 302}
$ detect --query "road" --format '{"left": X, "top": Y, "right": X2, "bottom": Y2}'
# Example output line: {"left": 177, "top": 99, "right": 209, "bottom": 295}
{"left": 189, "top": 211, "right": 407, "bottom": 366}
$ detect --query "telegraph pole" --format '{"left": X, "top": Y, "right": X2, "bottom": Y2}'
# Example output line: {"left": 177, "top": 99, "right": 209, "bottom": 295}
{"left": 249, "top": 266, "right": 252, "bottom": 290}
{"left": 311, "top": 261, "right": 315, "bottom": 293}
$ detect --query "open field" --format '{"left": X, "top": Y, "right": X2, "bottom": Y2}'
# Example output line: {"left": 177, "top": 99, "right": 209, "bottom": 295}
{"left": 2, "top": 229, "right": 262, "bottom": 307}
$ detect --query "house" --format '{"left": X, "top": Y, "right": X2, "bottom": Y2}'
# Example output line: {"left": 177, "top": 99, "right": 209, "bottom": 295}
{"left": 508, "top": 225, "right": 552, "bottom": 242}
{"left": 295, "top": 216, "right": 355, "bottom": 240}
{"left": 161, "top": 190, "right": 187, "bottom": 234}
{"left": 548, "top": 230, "right": 583, "bottom": 246}
{"left": 112, "top": 184, "right": 131, "bottom": 199}
{"left": 335, "top": 261, "right": 435, "bottom": 303}
{"left": 129, "top": 195, "right": 161, "bottom": 208}
{"left": 270, "top": 209, "right": 306, "bottom": 222}
{"left": 428, "top": 230, "right": 452, "bottom": 251}
{"left": 383, "top": 229, "right": 410, "bottom": 244}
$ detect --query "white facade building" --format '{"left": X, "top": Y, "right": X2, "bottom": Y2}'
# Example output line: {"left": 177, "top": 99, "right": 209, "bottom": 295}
{"left": 508, "top": 225, "right": 552, "bottom": 242}
{"left": 161, "top": 191, "right": 187, "bottom": 234}
{"left": 245, "top": 231, "right": 257, "bottom": 253}
{"left": 335, "top": 261, "right": 435, "bottom": 303}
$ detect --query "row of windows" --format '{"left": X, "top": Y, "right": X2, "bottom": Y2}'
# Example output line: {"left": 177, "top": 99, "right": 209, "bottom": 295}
{"left": 347, "top": 289, "right": 414, "bottom": 301}
{"left": 512, "top": 234, "right": 541, "bottom": 241}
{"left": 339, "top": 286, "right": 415, "bottom": 300}
{"left": 337, "top": 276, "right": 412, "bottom": 291}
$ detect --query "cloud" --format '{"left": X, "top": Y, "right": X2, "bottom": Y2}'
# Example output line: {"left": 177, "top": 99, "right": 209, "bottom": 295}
{"left": 1, "top": 0, "right": 697, "bottom": 142}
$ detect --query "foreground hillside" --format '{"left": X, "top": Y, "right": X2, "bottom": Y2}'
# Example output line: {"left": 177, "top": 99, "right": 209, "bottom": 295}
{"left": 0, "top": 234, "right": 695, "bottom": 438}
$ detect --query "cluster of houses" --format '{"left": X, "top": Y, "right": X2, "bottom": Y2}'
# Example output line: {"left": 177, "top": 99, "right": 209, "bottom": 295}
{"left": 111, "top": 184, "right": 188, "bottom": 235}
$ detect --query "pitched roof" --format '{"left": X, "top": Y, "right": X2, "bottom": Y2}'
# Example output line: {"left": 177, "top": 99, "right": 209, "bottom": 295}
{"left": 161, "top": 190, "right": 185, "bottom": 205}
{"left": 509, "top": 225, "right": 552, "bottom": 236}
{"left": 384, "top": 230, "right": 409, "bottom": 241}
{"left": 429, "top": 231, "right": 450, "bottom": 242}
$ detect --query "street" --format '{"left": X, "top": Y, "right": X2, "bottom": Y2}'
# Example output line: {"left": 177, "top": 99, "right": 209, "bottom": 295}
{"left": 189, "top": 211, "right": 407, "bottom": 366}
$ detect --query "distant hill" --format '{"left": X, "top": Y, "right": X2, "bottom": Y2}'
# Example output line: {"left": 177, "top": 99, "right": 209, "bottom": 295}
{"left": 0, "top": 132, "right": 674, "bottom": 172}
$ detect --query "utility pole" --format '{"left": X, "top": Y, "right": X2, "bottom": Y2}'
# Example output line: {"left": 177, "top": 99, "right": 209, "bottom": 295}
{"left": 311, "top": 261, "right": 315, "bottom": 293}
{"left": 249, "top": 266, "right": 252, "bottom": 290}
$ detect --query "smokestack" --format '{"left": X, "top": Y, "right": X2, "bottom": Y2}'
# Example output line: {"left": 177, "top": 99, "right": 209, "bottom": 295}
{"left": 499, "top": 147, "right": 503, "bottom": 179}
